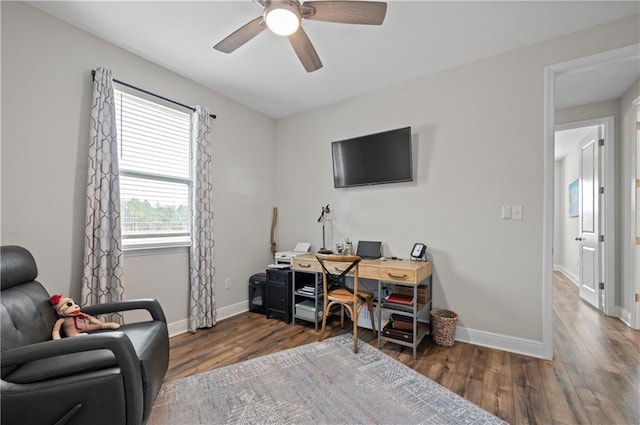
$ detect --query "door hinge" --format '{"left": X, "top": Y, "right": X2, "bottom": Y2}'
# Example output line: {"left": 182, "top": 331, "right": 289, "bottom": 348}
{"left": 599, "top": 138, "right": 605, "bottom": 146}
{"left": 600, "top": 187, "right": 604, "bottom": 194}
{"left": 599, "top": 235, "right": 604, "bottom": 242}
{"left": 636, "top": 293, "right": 640, "bottom": 303}
{"left": 599, "top": 282, "right": 605, "bottom": 290}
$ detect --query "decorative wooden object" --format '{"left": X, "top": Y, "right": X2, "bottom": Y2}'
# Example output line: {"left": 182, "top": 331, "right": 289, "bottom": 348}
{"left": 270, "top": 207, "right": 278, "bottom": 257}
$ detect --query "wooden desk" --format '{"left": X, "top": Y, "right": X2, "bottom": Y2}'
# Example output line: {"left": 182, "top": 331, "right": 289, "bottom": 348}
{"left": 292, "top": 254, "right": 432, "bottom": 284}
{"left": 291, "top": 254, "right": 433, "bottom": 359}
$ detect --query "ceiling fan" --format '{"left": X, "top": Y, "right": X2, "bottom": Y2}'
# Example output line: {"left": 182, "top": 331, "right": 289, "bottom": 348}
{"left": 214, "top": 0, "right": 387, "bottom": 73}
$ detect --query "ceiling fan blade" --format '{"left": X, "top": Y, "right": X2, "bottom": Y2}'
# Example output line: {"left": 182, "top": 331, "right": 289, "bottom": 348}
{"left": 288, "top": 27, "right": 323, "bottom": 73}
{"left": 214, "top": 16, "right": 266, "bottom": 53}
{"left": 302, "top": 1, "right": 387, "bottom": 25}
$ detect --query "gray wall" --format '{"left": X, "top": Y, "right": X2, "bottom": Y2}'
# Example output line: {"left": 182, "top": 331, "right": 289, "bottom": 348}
{"left": 2, "top": 2, "right": 638, "bottom": 351}
{"left": 274, "top": 15, "right": 639, "bottom": 354}
{"left": 1, "top": 2, "right": 277, "bottom": 330}
{"left": 554, "top": 142, "right": 581, "bottom": 281}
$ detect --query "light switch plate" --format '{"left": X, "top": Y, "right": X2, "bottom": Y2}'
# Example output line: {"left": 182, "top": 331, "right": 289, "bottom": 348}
{"left": 512, "top": 205, "right": 523, "bottom": 220}
{"left": 501, "top": 206, "right": 512, "bottom": 219}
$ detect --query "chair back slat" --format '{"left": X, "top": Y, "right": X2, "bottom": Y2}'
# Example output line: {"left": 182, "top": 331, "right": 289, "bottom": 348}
{"left": 316, "top": 254, "right": 362, "bottom": 302}
{"left": 316, "top": 253, "right": 377, "bottom": 352}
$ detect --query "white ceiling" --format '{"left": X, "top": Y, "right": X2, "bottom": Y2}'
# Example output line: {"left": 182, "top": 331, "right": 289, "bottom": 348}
{"left": 28, "top": 1, "right": 639, "bottom": 119}
{"left": 554, "top": 125, "right": 599, "bottom": 160}
{"left": 555, "top": 55, "right": 640, "bottom": 110}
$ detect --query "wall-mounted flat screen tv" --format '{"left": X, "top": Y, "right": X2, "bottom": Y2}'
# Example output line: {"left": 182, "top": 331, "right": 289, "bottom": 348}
{"left": 332, "top": 126, "right": 412, "bottom": 188}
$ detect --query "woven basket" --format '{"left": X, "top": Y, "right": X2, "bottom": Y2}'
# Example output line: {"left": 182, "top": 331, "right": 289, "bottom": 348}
{"left": 430, "top": 309, "right": 458, "bottom": 347}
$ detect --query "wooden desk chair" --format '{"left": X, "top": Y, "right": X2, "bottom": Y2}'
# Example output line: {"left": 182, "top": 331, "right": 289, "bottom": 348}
{"left": 316, "top": 254, "right": 377, "bottom": 353}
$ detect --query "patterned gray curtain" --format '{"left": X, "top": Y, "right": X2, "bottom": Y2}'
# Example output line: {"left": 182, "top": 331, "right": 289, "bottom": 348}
{"left": 81, "top": 67, "right": 125, "bottom": 323}
{"left": 189, "top": 106, "right": 216, "bottom": 332}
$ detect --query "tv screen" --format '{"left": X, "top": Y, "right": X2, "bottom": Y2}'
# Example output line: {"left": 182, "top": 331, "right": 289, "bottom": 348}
{"left": 332, "top": 126, "right": 412, "bottom": 188}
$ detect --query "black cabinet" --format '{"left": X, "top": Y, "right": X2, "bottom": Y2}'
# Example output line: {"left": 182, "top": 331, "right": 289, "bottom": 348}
{"left": 266, "top": 269, "right": 292, "bottom": 323}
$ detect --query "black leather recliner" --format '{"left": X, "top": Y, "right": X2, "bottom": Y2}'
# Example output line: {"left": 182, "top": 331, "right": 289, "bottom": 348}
{"left": 1, "top": 245, "right": 169, "bottom": 425}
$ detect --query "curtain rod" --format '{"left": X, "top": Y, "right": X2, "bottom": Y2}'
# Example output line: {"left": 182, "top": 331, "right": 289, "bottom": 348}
{"left": 91, "top": 70, "right": 217, "bottom": 119}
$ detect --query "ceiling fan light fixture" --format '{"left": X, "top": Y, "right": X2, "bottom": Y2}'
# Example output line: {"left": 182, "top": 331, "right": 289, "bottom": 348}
{"left": 264, "top": 1, "right": 300, "bottom": 36}
{"left": 214, "top": 0, "right": 386, "bottom": 72}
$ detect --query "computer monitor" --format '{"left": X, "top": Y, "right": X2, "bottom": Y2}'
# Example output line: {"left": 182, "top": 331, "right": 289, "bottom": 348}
{"left": 356, "top": 241, "right": 382, "bottom": 259}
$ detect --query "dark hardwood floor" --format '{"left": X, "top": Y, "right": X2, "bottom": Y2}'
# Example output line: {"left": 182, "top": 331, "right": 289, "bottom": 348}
{"left": 165, "top": 272, "right": 639, "bottom": 424}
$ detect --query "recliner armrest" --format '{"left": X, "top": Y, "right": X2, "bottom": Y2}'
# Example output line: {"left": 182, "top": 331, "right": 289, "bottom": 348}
{"left": 82, "top": 298, "right": 167, "bottom": 323}
{"left": 2, "top": 332, "right": 144, "bottom": 425}
{"left": 2, "top": 332, "right": 137, "bottom": 367}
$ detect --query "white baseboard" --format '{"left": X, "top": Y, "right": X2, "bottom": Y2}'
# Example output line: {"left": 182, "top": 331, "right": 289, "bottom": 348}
{"left": 617, "top": 306, "right": 632, "bottom": 327}
{"left": 218, "top": 300, "right": 249, "bottom": 321}
{"left": 554, "top": 265, "right": 579, "bottom": 286}
{"left": 158, "top": 277, "right": 640, "bottom": 360}
{"left": 454, "top": 326, "right": 545, "bottom": 359}
{"left": 168, "top": 302, "right": 547, "bottom": 359}
{"left": 167, "top": 300, "right": 249, "bottom": 337}
{"left": 168, "top": 319, "right": 189, "bottom": 337}
{"left": 554, "top": 270, "right": 633, "bottom": 328}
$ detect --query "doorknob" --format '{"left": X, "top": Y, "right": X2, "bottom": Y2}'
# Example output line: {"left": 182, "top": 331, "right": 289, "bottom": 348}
{"left": 575, "top": 237, "right": 583, "bottom": 241}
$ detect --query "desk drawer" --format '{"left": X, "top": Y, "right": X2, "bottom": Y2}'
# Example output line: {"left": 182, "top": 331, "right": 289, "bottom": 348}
{"left": 359, "top": 265, "right": 379, "bottom": 279}
{"left": 319, "top": 262, "right": 379, "bottom": 279}
{"left": 379, "top": 267, "right": 417, "bottom": 284}
{"left": 292, "top": 258, "right": 321, "bottom": 273}
{"left": 322, "top": 261, "right": 356, "bottom": 275}
{"left": 266, "top": 269, "right": 291, "bottom": 284}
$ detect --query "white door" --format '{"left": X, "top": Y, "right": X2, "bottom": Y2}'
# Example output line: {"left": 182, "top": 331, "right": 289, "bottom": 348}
{"left": 577, "top": 127, "right": 600, "bottom": 309}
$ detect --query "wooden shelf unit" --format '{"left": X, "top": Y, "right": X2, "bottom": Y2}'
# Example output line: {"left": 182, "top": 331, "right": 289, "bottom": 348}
{"left": 292, "top": 254, "right": 433, "bottom": 358}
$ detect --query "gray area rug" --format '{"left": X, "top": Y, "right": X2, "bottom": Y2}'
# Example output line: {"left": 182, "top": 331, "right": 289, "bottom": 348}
{"left": 148, "top": 334, "right": 507, "bottom": 425}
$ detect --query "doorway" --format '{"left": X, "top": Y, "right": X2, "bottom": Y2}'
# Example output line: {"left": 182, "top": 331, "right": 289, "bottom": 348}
{"left": 554, "top": 121, "right": 612, "bottom": 313}
{"left": 543, "top": 44, "right": 640, "bottom": 359}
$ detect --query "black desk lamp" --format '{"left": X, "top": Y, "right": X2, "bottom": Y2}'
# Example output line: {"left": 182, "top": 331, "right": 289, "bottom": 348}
{"left": 317, "top": 204, "right": 333, "bottom": 254}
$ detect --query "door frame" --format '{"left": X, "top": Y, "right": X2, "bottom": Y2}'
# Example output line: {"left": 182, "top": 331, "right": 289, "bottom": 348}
{"left": 633, "top": 97, "right": 639, "bottom": 330}
{"left": 555, "top": 118, "right": 614, "bottom": 313}
{"left": 543, "top": 44, "right": 638, "bottom": 359}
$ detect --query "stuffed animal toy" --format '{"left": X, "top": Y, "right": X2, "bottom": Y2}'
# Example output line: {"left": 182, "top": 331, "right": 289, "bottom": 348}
{"left": 49, "top": 294, "right": 120, "bottom": 340}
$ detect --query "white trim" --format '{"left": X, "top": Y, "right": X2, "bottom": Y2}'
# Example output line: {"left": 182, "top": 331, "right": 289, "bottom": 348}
{"left": 554, "top": 266, "right": 579, "bottom": 286}
{"left": 167, "top": 301, "right": 249, "bottom": 337}
{"left": 166, "top": 312, "right": 547, "bottom": 359}
{"left": 632, "top": 104, "right": 639, "bottom": 330}
{"left": 168, "top": 319, "right": 189, "bottom": 337}
{"left": 455, "top": 326, "right": 545, "bottom": 359}
{"left": 617, "top": 306, "right": 632, "bottom": 327}
{"left": 218, "top": 300, "right": 250, "bottom": 321}
{"left": 548, "top": 44, "right": 640, "bottom": 75}
{"left": 542, "top": 65, "right": 555, "bottom": 360}
{"left": 543, "top": 44, "right": 639, "bottom": 359}
{"left": 123, "top": 245, "right": 189, "bottom": 257}
{"left": 603, "top": 118, "right": 616, "bottom": 317}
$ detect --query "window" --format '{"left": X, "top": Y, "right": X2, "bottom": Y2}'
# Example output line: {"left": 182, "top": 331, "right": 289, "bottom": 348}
{"left": 114, "top": 85, "right": 192, "bottom": 249}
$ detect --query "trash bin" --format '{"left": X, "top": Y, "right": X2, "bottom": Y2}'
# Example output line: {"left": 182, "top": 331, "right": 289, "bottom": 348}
{"left": 248, "top": 272, "right": 267, "bottom": 314}
{"left": 430, "top": 309, "right": 458, "bottom": 347}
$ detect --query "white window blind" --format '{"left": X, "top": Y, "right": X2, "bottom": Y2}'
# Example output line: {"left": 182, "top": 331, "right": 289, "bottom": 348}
{"left": 114, "top": 85, "right": 192, "bottom": 249}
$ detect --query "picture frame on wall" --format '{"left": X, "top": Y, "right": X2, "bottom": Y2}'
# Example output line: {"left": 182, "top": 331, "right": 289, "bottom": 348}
{"left": 569, "top": 179, "right": 579, "bottom": 218}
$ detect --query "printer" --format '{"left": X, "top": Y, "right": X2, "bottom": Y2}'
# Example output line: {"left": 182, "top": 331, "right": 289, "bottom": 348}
{"left": 274, "top": 242, "right": 311, "bottom": 265}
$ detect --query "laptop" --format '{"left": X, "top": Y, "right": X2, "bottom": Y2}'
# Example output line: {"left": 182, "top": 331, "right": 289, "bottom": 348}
{"left": 356, "top": 241, "right": 382, "bottom": 260}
